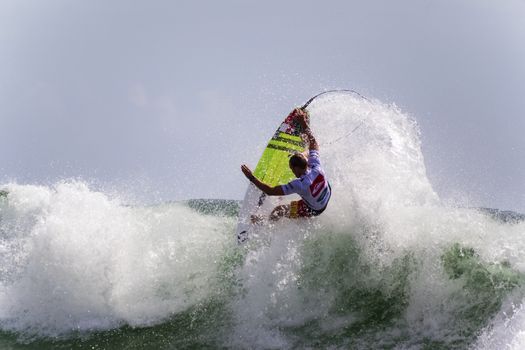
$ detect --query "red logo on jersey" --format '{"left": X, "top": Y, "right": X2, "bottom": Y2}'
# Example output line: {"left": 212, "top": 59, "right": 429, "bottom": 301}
{"left": 310, "top": 174, "right": 326, "bottom": 197}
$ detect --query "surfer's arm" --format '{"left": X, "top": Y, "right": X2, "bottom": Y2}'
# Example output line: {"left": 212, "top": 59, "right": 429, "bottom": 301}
{"left": 295, "top": 109, "right": 319, "bottom": 151}
{"left": 251, "top": 178, "right": 285, "bottom": 196}
{"left": 303, "top": 127, "right": 319, "bottom": 151}
{"left": 241, "top": 164, "right": 284, "bottom": 196}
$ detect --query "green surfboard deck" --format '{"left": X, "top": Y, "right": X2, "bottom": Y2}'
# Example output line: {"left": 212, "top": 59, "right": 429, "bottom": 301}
{"left": 253, "top": 131, "right": 306, "bottom": 187}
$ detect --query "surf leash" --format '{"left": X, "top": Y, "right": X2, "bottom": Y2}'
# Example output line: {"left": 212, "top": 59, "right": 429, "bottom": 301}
{"left": 299, "top": 89, "right": 369, "bottom": 147}
{"left": 300, "top": 89, "right": 370, "bottom": 111}
{"left": 324, "top": 122, "right": 364, "bottom": 147}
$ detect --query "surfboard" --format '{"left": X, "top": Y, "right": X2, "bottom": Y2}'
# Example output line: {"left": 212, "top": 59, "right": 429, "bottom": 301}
{"left": 236, "top": 90, "right": 367, "bottom": 244}
{"left": 236, "top": 111, "right": 307, "bottom": 243}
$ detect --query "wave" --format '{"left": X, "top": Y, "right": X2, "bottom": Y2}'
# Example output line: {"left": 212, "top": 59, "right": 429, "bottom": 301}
{"left": 1, "top": 93, "right": 525, "bottom": 349}
{"left": 0, "top": 182, "right": 237, "bottom": 341}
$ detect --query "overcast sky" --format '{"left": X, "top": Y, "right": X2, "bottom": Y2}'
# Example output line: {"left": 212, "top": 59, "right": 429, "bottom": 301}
{"left": 1, "top": 0, "right": 524, "bottom": 211}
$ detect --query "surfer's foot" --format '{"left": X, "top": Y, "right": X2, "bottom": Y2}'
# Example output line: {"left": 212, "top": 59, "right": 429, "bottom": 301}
{"left": 237, "top": 230, "right": 248, "bottom": 244}
{"left": 250, "top": 214, "right": 264, "bottom": 225}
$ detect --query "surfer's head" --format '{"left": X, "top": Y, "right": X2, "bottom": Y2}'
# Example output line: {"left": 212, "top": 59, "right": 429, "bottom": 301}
{"left": 289, "top": 153, "right": 308, "bottom": 177}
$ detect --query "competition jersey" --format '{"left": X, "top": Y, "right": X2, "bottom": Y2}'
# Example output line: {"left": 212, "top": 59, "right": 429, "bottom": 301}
{"left": 281, "top": 150, "right": 331, "bottom": 211}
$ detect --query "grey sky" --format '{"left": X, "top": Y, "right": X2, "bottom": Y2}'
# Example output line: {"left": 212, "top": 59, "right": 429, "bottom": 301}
{"left": 1, "top": 0, "right": 524, "bottom": 211}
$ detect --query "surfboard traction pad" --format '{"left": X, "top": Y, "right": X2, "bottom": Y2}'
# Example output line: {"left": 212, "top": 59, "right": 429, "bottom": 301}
{"left": 254, "top": 114, "right": 307, "bottom": 185}
{"left": 237, "top": 114, "right": 307, "bottom": 243}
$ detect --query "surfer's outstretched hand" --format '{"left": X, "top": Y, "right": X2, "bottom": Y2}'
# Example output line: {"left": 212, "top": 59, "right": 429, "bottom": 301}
{"left": 241, "top": 164, "right": 255, "bottom": 181}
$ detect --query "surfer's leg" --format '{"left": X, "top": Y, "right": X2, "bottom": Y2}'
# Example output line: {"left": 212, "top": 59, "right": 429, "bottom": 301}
{"left": 270, "top": 205, "right": 290, "bottom": 221}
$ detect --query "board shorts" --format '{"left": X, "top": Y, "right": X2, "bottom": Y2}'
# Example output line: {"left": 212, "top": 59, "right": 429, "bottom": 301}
{"left": 289, "top": 182, "right": 331, "bottom": 218}
{"left": 289, "top": 199, "right": 328, "bottom": 218}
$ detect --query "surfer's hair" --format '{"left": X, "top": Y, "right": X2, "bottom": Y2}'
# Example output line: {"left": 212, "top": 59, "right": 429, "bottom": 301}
{"left": 289, "top": 153, "right": 307, "bottom": 170}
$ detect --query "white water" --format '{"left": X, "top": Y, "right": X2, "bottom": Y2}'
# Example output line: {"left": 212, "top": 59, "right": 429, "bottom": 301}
{"left": 1, "top": 93, "right": 524, "bottom": 349}
{"left": 0, "top": 181, "right": 233, "bottom": 337}
{"left": 231, "top": 93, "right": 525, "bottom": 348}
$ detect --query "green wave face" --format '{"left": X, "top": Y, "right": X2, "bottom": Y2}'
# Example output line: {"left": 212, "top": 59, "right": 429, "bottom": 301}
{"left": 2, "top": 224, "right": 522, "bottom": 350}
{"left": 230, "top": 225, "right": 525, "bottom": 349}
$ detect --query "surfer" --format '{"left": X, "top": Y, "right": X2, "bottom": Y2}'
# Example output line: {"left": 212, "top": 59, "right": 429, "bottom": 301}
{"left": 241, "top": 108, "right": 331, "bottom": 221}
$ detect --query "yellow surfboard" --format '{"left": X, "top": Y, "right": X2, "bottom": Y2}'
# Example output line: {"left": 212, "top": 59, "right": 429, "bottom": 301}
{"left": 236, "top": 90, "right": 364, "bottom": 243}
{"left": 237, "top": 112, "right": 306, "bottom": 243}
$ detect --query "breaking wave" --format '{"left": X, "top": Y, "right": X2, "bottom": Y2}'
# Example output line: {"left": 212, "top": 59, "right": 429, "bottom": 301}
{"left": 1, "top": 93, "right": 524, "bottom": 349}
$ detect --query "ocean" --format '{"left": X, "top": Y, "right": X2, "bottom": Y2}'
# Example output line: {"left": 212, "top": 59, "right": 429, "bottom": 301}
{"left": 1, "top": 93, "right": 524, "bottom": 349}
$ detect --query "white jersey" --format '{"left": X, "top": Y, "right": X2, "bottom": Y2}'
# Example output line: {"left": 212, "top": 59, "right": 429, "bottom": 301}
{"left": 281, "top": 150, "right": 331, "bottom": 211}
